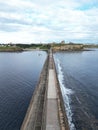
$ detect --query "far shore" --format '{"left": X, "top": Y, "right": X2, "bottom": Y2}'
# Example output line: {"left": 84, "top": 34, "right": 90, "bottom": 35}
{"left": 0, "top": 48, "right": 96, "bottom": 52}
{"left": 0, "top": 43, "right": 98, "bottom": 52}
{"left": 0, "top": 46, "right": 23, "bottom": 52}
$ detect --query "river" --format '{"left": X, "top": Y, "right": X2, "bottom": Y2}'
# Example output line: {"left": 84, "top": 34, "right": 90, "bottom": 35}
{"left": 54, "top": 49, "right": 98, "bottom": 130}
{"left": 0, "top": 51, "right": 47, "bottom": 130}
{"left": 1, "top": 49, "right": 98, "bottom": 130}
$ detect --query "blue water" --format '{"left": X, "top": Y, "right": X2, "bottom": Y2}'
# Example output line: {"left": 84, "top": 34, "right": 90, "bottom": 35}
{"left": 0, "top": 51, "right": 47, "bottom": 130}
{"left": 54, "top": 49, "right": 98, "bottom": 130}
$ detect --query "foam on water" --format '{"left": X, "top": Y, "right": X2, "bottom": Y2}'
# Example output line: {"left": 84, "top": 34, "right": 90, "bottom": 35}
{"left": 55, "top": 59, "right": 76, "bottom": 130}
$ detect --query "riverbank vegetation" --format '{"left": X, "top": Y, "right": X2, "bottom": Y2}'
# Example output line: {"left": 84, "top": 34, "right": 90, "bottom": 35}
{"left": 0, "top": 46, "right": 23, "bottom": 52}
{"left": 84, "top": 44, "right": 98, "bottom": 48}
{"left": 0, "top": 41, "right": 98, "bottom": 52}
{"left": 16, "top": 43, "right": 51, "bottom": 50}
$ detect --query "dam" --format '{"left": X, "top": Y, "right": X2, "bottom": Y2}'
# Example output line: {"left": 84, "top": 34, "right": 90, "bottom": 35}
{"left": 20, "top": 50, "right": 69, "bottom": 130}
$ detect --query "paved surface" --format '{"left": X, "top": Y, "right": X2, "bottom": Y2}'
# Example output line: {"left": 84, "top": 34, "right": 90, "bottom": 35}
{"left": 46, "top": 69, "right": 60, "bottom": 130}
{"left": 47, "top": 70, "right": 57, "bottom": 99}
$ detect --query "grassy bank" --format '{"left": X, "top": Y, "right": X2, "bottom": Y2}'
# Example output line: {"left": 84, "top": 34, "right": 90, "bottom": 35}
{"left": 0, "top": 46, "right": 23, "bottom": 52}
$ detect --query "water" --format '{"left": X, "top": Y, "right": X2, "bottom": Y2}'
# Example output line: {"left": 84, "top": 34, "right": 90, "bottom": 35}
{"left": 0, "top": 51, "right": 47, "bottom": 130}
{"left": 54, "top": 49, "right": 98, "bottom": 130}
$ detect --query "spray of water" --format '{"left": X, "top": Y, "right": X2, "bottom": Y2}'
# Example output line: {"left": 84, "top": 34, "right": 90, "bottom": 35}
{"left": 55, "top": 58, "right": 76, "bottom": 130}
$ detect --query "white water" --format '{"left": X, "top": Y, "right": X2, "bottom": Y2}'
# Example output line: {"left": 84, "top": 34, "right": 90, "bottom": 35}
{"left": 55, "top": 59, "right": 76, "bottom": 130}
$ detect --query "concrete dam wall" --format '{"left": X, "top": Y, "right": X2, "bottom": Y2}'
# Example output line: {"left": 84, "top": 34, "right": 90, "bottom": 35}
{"left": 20, "top": 50, "right": 69, "bottom": 130}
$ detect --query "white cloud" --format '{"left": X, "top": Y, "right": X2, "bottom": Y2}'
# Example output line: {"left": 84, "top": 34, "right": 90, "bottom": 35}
{"left": 0, "top": 0, "right": 98, "bottom": 43}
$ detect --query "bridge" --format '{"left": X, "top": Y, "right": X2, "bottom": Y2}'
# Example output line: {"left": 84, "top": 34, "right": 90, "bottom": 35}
{"left": 20, "top": 50, "right": 69, "bottom": 130}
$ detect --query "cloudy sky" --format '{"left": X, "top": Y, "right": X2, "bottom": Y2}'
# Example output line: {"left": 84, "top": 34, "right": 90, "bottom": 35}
{"left": 0, "top": 0, "right": 98, "bottom": 43}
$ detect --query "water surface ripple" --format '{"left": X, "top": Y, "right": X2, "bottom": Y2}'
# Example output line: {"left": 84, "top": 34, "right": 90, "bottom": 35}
{"left": 54, "top": 49, "right": 98, "bottom": 130}
{"left": 0, "top": 51, "right": 47, "bottom": 130}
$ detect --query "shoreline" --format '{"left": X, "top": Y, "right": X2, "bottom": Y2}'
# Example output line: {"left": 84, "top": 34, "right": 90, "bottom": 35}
{"left": 0, "top": 47, "right": 96, "bottom": 52}
{"left": 0, "top": 47, "right": 23, "bottom": 52}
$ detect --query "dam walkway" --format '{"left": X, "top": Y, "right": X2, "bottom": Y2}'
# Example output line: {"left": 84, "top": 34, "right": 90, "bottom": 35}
{"left": 21, "top": 50, "right": 69, "bottom": 130}
{"left": 46, "top": 51, "right": 60, "bottom": 130}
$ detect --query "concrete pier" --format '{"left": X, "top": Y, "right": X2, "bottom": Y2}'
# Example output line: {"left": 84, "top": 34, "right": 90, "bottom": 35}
{"left": 20, "top": 50, "right": 69, "bottom": 130}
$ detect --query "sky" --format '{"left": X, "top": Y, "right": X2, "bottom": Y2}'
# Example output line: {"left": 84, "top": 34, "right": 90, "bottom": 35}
{"left": 0, "top": 0, "right": 98, "bottom": 44}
